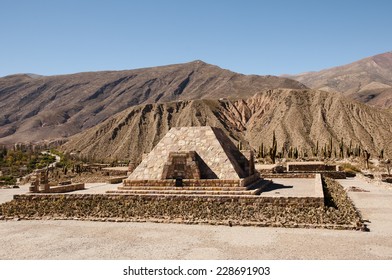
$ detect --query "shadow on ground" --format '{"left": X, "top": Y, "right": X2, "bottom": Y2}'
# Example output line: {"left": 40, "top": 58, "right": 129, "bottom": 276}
{"left": 247, "top": 179, "right": 293, "bottom": 193}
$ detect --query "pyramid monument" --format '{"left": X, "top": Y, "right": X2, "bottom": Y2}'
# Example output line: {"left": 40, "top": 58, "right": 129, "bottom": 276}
{"left": 124, "top": 126, "right": 258, "bottom": 187}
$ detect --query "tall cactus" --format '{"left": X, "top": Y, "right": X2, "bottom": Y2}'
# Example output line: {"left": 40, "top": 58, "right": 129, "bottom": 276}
{"left": 294, "top": 147, "right": 299, "bottom": 159}
{"left": 312, "top": 141, "right": 319, "bottom": 157}
{"left": 354, "top": 144, "right": 359, "bottom": 157}
{"left": 258, "top": 143, "right": 264, "bottom": 158}
{"left": 327, "top": 137, "right": 333, "bottom": 158}
{"left": 379, "top": 149, "right": 384, "bottom": 159}
{"left": 288, "top": 146, "right": 293, "bottom": 158}
{"left": 237, "top": 140, "right": 243, "bottom": 150}
{"left": 339, "top": 137, "right": 344, "bottom": 158}
{"left": 363, "top": 149, "right": 371, "bottom": 169}
{"left": 269, "top": 131, "right": 277, "bottom": 164}
{"left": 347, "top": 140, "right": 352, "bottom": 158}
{"left": 303, "top": 148, "right": 308, "bottom": 158}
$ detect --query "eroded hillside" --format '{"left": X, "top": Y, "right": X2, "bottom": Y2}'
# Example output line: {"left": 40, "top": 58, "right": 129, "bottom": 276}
{"left": 62, "top": 89, "right": 392, "bottom": 161}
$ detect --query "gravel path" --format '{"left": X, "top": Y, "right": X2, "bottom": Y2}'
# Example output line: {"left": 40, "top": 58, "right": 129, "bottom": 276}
{"left": 0, "top": 177, "right": 391, "bottom": 259}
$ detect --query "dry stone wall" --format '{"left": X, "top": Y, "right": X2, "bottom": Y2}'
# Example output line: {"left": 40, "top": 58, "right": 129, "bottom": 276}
{"left": 287, "top": 163, "right": 338, "bottom": 172}
{"left": 30, "top": 183, "right": 85, "bottom": 193}
{"left": 0, "top": 177, "right": 363, "bottom": 230}
{"left": 123, "top": 179, "right": 242, "bottom": 188}
{"left": 263, "top": 172, "right": 345, "bottom": 179}
{"left": 122, "top": 173, "right": 260, "bottom": 188}
{"left": 101, "top": 169, "right": 128, "bottom": 176}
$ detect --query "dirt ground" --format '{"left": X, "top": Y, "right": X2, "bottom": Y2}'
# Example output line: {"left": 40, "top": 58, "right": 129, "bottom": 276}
{"left": 0, "top": 176, "right": 391, "bottom": 260}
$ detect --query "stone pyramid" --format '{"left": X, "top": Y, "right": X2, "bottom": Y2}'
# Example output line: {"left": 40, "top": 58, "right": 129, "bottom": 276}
{"left": 127, "top": 126, "right": 251, "bottom": 180}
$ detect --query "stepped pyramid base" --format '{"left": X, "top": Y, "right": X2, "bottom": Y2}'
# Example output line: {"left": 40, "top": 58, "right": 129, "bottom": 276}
{"left": 111, "top": 176, "right": 270, "bottom": 197}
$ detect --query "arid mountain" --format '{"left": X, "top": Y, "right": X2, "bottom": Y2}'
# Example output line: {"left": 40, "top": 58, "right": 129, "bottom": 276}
{"left": 0, "top": 61, "right": 306, "bottom": 144}
{"left": 287, "top": 51, "right": 392, "bottom": 108}
{"left": 62, "top": 89, "right": 392, "bottom": 161}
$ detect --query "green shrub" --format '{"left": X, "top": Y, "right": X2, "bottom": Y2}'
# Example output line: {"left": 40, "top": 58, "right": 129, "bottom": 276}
{"left": 339, "top": 163, "right": 361, "bottom": 176}
{"left": 0, "top": 175, "right": 16, "bottom": 185}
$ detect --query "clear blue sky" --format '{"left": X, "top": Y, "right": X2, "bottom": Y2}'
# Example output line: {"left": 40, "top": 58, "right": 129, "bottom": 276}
{"left": 1, "top": 0, "right": 391, "bottom": 77}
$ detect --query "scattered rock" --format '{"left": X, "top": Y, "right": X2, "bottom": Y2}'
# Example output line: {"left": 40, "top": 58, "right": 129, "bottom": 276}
{"left": 347, "top": 186, "right": 369, "bottom": 192}
{"left": 272, "top": 165, "right": 285, "bottom": 173}
{"left": 364, "top": 174, "right": 374, "bottom": 179}
{"left": 361, "top": 224, "right": 370, "bottom": 232}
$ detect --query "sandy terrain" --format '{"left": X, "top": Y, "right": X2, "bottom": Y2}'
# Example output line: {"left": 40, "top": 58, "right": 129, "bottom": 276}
{"left": 0, "top": 177, "right": 391, "bottom": 260}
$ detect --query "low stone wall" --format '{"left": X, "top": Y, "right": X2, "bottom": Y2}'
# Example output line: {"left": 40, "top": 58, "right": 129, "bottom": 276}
{"left": 108, "top": 177, "right": 128, "bottom": 184}
{"left": 264, "top": 173, "right": 316, "bottom": 179}
{"left": 101, "top": 168, "right": 128, "bottom": 177}
{"left": 123, "top": 179, "right": 242, "bottom": 188}
{"left": 0, "top": 177, "right": 363, "bottom": 230}
{"left": 314, "top": 174, "right": 324, "bottom": 198}
{"left": 35, "top": 183, "right": 85, "bottom": 193}
{"left": 322, "top": 177, "right": 362, "bottom": 225}
{"left": 321, "top": 171, "right": 346, "bottom": 179}
{"left": 264, "top": 172, "right": 345, "bottom": 179}
{"left": 123, "top": 174, "right": 260, "bottom": 189}
{"left": 287, "top": 163, "right": 337, "bottom": 172}
{"left": 59, "top": 181, "right": 72, "bottom": 186}
{"left": 123, "top": 179, "right": 175, "bottom": 187}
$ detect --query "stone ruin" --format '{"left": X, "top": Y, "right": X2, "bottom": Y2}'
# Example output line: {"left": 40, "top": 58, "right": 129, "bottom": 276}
{"left": 5, "top": 126, "right": 367, "bottom": 230}
{"left": 258, "top": 161, "right": 346, "bottom": 179}
{"left": 29, "top": 168, "right": 85, "bottom": 193}
{"left": 29, "top": 169, "right": 49, "bottom": 192}
{"left": 122, "top": 126, "right": 260, "bottom": 190}
{"left": 116, "top": 126, "right": 325, "bottom": 207}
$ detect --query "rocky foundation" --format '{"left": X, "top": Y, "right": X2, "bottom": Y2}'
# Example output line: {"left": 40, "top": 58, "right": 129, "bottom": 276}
{"left": 0, "top": 177, "right": 363, "bottom": 230}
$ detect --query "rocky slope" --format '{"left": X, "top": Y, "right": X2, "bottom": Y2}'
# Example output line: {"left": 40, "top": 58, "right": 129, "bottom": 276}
{"left": 0, "top": 61, "right": 305, "bottom": 144}
{"left": 287, "top": 51, "right": 392, "bottom": 108}
{"left": 62, "top": 89, "right": 392, "bottom": 161}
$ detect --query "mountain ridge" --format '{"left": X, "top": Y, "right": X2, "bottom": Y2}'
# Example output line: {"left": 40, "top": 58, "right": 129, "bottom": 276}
{"left": 0, "top": 60, "right": 306, "bottom": 144}
{"left": 1, "top": 53, "right": 392, "bottom": 160}
{"left": 286, "top": 51, "right": 392, "bottom": 108}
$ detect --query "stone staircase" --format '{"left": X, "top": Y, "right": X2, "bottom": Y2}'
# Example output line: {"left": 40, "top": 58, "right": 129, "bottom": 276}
{"left": 106, "top": 179, "right": 272, "bottom": 197}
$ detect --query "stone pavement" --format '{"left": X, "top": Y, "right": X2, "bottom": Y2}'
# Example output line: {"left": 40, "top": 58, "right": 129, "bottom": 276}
{"left": 0, "top": 184, "right": 30, "bottom": 204}
{"left": 260, "top": 177, "right": 322, "bottom": 198}
{"left": 337, "top": 176, "right": 392, "bottom": 235}
{"left": 0, "top": 183, "right": 121, "bottom": 203}
{"left": 71, "top": 183, "right": 121, "bottom": 194}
